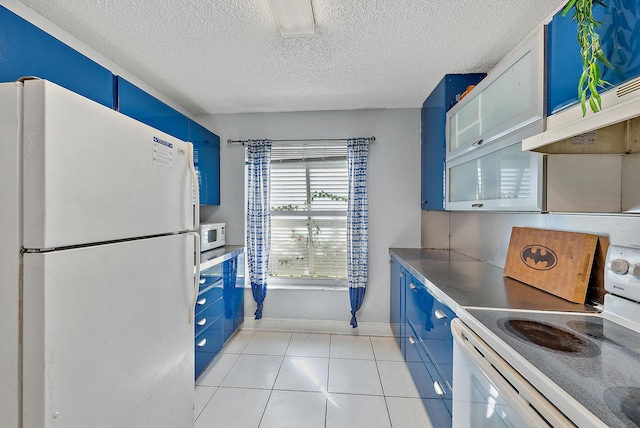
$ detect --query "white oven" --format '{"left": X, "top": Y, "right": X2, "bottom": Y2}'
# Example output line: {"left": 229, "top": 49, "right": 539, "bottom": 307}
{"left": 451, "top": 319, "right": 573, "bottom": 428}
{"left": 451, "top": 245, "right": 640, "bottom": 428}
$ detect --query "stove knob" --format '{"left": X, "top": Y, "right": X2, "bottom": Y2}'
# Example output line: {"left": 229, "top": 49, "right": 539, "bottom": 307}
{"left": 610, "top": 259, "right": 630, "bottom": 275}
{"left": 632, "top": 264, "right": 640, "bottom": 279}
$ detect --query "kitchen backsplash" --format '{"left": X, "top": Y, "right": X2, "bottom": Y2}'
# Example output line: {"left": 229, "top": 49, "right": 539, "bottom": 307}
{"left": 422, "top": 211, "right": 640, "bottom": 270}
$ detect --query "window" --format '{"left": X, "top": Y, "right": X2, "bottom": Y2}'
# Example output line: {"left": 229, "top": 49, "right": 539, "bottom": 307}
{"left": 268, "top": 144, "right": 348, "bottom": 282}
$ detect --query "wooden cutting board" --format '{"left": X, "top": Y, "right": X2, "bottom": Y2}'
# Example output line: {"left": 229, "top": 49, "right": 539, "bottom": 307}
{"left": 503, "top": 227, "right": 600, "bottom": 303}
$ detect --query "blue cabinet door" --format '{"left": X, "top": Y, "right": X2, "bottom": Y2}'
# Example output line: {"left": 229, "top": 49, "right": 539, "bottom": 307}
{"left": 390, "top": 257, "right": 405, "bottom": 354}
{"left": 548, "top": 1, "right": 640, "bottom": 114}
{"left": 0, "top": 6, "right": 114, "bottom": 108}
{"left": 233, "top": 252, "right": 245, "bottom": 331}
{"left": 116, "top": 76, "right": 189, "bottom": 141}
{"left": 189, "top": 120, "right": 221, "bottom": 206}
{"left": 421, "top": 74, "right": 485, "bottom": 210}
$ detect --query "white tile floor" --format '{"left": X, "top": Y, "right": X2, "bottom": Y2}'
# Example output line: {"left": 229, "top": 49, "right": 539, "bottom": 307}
{"left": 195, "top": 330, "right": 433, "bottom": 428}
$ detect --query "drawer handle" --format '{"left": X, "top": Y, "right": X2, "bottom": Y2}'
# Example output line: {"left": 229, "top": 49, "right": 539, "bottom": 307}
{"left": 196, "top": 338, "right": 207, "bottom": 347}
{"left": 471, "top": 203, "right": 484, "bottom": 208}
{"left": 409, "top": 282, "right": 417, "bottom": 290}
{"left": 199, "top": 278, "right": 206, "bottom": 284}
{"left": 434, "top": 309, "right": 447, "bottom": 320}
{"left": 197, "top": 298, "right": 206, "bottom": 305}
{"left": 408, "top": 336, "right": 416, "bottom": 345}
{"left": 400, "top": 272, "right": 405, "bottom": 278}
{"left": 472, "top": 139, "right": 484, "bottom": 147}
{"left": 196, "top": 318, "right": 207, "bottom": 326}
{"left": 433, "top": 381, "right": 445, "bottom": 396}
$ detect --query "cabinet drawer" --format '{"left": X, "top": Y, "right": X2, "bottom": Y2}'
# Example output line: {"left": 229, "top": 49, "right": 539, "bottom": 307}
{"left": 195, "top": 351, "right": 215, "bottom": 378}
{"left": 195, "top": 298, "right": 224, "bottom": 337}
{"left": 195, "top": 316, "right": 224, "bottom": 354}
{"left": 406, "top": 322, "right": 451, "bottom": 399}
{"left": 195, "top": 286, "right": 223, "bottom": 316}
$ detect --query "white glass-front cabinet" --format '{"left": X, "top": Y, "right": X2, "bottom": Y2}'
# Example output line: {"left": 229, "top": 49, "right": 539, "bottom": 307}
{"left": 446, "top": 26, "right": 545, "bottom": 160}
{"left": 446, "top": 141, "right": 545, "bottom": 211}
{"left": 444, "top": 25, "right": 546, "bottom": 211}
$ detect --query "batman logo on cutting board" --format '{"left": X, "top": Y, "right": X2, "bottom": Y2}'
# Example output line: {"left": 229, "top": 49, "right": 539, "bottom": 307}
{"left": 520, "top": 245, "right": 558, "bottom": 271}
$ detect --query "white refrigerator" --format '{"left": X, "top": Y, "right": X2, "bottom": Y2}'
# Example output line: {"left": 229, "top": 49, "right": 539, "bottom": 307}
{"left": 0, "top": 79, "right": 200, "bottom": 428}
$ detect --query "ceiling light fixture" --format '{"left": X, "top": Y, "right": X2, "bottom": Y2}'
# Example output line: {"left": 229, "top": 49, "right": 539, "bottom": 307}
{"left": 268, "top": 0, "right": 315, "bottom": 38}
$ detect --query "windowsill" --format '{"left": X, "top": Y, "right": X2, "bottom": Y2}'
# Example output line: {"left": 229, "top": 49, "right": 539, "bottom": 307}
{"left": 256, "top": 277, "right": 348, "bottom": 291}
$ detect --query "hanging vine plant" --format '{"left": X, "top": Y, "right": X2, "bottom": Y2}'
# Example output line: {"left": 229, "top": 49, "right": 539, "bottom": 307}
{"left": 562, "top": 0, "right": 613, "bottom": 115}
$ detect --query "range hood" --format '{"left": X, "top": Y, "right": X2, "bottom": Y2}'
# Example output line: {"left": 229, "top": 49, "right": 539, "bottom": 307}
{"left": 523, "top": 76, "right": 640, "bottom": 151}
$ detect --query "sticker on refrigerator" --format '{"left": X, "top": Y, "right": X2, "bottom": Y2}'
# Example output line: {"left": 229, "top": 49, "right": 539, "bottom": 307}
{"left": 152, "top": 137, "right": 173, "bottom": 168}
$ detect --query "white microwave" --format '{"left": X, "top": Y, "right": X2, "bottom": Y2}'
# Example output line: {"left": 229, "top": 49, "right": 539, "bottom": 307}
{"left": 198, "top": 222, "right": 225, "bottom": 252}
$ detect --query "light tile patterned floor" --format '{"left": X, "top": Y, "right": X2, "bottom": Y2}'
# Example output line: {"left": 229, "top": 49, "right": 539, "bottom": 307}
{"left": 195, "top": 330, "right": 433, "bottom": 428}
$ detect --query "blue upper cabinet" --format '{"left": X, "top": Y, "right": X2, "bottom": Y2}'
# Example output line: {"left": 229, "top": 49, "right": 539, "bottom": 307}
{"left": 548, "top": 0, "right": 640, "bottom": 114}
{"left": 117, "top": 77, "right": 221, "bottom": 205}
{"left": 421, "top": 74, "right": 485, "bottom": 210}
{"left": 189, "top": 119, "right": 221, "bottom": 206}
{"left": 0, "top": 6, "right": 114, "bottom": 108}
{"left": 116, "top": 77, "right": 190, "bottom": 141}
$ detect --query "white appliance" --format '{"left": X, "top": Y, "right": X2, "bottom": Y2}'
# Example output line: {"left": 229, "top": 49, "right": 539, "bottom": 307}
{"left": 199, "top": 222, "right": 225, "bottom": 251}
{"left": 0, "top": 79, "right": 200, "bottom": 428}
{"left": 452, "top": 245, "right": 640, "bottom": 427}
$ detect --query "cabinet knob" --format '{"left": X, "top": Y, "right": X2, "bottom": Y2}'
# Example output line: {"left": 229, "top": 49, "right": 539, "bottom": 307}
{"left": 633, "top": 264, "right": 640, "bottom": 279}
{"left": 197, "top": 298, "right": 207, "bottom": 305}
{"left": 408, "top": 336, "right": 416, "bottom": 345}
{"left": 434, "top": 309, "right": 447, "bottom": 320}
{"left": 433, "top": 381, "right": 445, "bottom": 396}
{"left": 196, "top": 318, "right": 207, "bottom": 326}
{"left": 611, "top": 259, "right": 630, "bottom": 275}
{"left": 196, "top": 338, "right": 207, "bottom": 347}
{"left": 400, "top": 272, "right": 405, "bottom": 278}
{"left": 409, "top": 282, "right": 417, "bottom": 290}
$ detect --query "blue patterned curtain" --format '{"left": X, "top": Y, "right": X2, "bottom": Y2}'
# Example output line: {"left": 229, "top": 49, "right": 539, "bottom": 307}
{"left": 246, "top": 140, "right": 271, "bottom": 319}
{"left": 347, "top": 138, "right": 369, "bottom": 328}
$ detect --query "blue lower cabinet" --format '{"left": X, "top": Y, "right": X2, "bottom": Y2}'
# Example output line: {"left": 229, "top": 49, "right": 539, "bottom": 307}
{"left": 390, "top": 257, "right": 406, "bottom": 354}
{"left": 196, "top": 250, "right": 245, "bottom": 379}
{"left": 423, "top": 398, "right": 452, "bottom": 428}
{"left": 0, "top": 6, "right": 114, "bottom": 108}
{"left": 401, "top": 270, "right": 455, "bottom": 426}
{"left": 233, "top": 252, "right": 245, "bottom": 331}
{"left": 194, "top": 314, "right": 224, "bottom": 379}
{"left": 189, "top": 119, "right": 221, "bottom": 206}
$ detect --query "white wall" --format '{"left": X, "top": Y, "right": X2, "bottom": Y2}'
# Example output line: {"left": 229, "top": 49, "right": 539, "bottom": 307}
{"left": 197, "top": 109, "right": 422, "bottom": 327}
{"left": 422, "top": 211, "right": 640, "bottom": 268}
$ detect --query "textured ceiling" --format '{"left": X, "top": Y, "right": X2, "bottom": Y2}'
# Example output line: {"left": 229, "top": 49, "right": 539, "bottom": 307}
{"left": 18, "top": 0, "right": 564, "bottom": 115}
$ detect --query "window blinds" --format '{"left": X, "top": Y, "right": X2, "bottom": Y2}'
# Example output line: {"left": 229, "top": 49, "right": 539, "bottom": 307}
{"left": 268, "top": 144, "right": 348, "bottom": 279}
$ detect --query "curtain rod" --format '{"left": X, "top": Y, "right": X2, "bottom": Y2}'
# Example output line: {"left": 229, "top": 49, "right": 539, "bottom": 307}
{"left": 226, "top": 136, "right": 376, "bottom": 145}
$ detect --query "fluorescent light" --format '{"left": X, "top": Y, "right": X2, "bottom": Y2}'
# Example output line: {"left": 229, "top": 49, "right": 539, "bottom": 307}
{"left": 268, "top": 0, "right": 315, "bottom": 37}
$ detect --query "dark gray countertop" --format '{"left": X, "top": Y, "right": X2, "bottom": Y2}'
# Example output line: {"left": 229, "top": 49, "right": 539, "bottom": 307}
{"left": 389, "top": 248, "right": 599, "bottom": 314}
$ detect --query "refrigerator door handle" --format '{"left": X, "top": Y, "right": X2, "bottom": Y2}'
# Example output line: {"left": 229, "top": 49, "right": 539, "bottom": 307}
{"left": 189, "top": 232, "right": 201, "bottom": 324}
{"left": 187, "top": 142, "right": 200, "bottom": 231}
